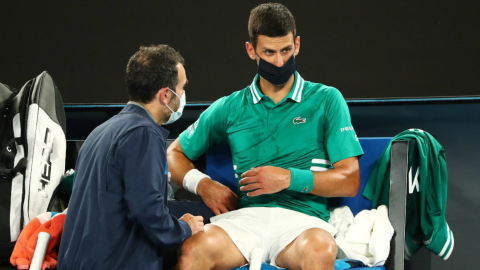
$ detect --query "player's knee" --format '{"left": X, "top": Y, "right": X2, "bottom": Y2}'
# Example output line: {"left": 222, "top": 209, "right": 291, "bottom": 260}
{"left": 179, "top": 238, "right": 197, "bottom": 260}
{"left": 179, "top": 232, "right": 219, "bottom": 261}
{"left": 179, "top": 235, "right": 206, "bottom": 269}
{"left": 179, "top": 232, "right": 222, "bottom": 270}
{"left": 298, "top": 239, "right": 336, "bottom": 269}
{"left": 298, "top": 231, "right": 337, "bottom": 262}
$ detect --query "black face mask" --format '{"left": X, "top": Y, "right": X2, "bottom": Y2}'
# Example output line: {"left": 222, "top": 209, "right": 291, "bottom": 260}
{"left": 256, "top": 52, "right": 297, "bottom": 86}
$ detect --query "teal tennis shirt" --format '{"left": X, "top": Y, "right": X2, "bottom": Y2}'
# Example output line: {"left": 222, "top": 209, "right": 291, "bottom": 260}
{"left": 180, "top": 72, "right": 363, "bottom": 221}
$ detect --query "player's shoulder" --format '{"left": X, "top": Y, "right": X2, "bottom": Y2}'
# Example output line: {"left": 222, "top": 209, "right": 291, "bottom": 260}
{"left": 224, "top": 88, "right": 247, "bottom": 104}
{"left": 303, "top": 80, "right": 344, "bottom": 105}
{"left": 208, "top": 87, "right": 250, "bottom": 112}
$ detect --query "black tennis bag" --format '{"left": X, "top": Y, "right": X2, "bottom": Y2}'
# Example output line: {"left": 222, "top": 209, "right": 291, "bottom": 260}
{"left": 0, "top": 71, "right": 66, "bottom": 263}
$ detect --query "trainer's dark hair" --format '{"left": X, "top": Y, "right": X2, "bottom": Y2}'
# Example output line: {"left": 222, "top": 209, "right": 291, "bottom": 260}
{"left": 126, "top": 44, "right": 185, "bottom": 103}
{"left": 248, "top": 3, "right": 296, "bottom": 49}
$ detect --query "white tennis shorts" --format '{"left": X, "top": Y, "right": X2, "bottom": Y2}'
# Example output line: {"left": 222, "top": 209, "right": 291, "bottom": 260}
{"left": 208, "top": 207, "right": 337, "bottom": 267}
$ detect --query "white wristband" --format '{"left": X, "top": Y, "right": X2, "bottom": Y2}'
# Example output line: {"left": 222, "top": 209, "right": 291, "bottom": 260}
{"left": 183, "top": 169, "right": 210, "bottom": 195}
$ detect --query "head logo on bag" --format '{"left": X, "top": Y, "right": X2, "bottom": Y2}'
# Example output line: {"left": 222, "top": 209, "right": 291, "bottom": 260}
{"left": 39, "top": 128, "right": 54, "bottom": 197}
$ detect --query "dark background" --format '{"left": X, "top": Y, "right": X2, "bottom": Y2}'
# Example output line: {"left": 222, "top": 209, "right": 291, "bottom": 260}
{"left": 1, "top": 1, "right": 479, "bottom": 270}
{"left": 1, "top": 0, "right": 479, "bottom": 103}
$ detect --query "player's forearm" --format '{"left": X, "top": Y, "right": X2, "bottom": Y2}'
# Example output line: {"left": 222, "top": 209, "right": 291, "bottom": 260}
{"left": 310, "top": 157, "right": 360, "bottom": 197}
{"left": 310, "top": 169, "right": 360, "bottom": 197}
{"left": 166, "top": 138, "right": 195, "bottom": 187}
{"left": 239, "top": 161, "right": 360, "bottom": 198}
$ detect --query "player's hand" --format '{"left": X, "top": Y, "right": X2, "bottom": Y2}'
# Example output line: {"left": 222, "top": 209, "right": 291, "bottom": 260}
{"left": 179, "top": 214, "right": 204, "bottom": 236}
{"left": 197, "top": 178, "right": 239, "bottom": 215}
{"left": 239, "top": 166, "right": 291, "bottom": 197}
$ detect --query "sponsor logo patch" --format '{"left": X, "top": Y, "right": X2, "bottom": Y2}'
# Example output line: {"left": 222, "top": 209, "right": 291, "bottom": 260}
{"left": 408, "top": 166, "right": 420, "bottom": 194}
{"left": 293, "top": 117, "right": 306, "bottom": 124}
{"left": 188, "top": 119, "right": 200, "bottom": 135}
{"left": 340, "top": 126, "right": 354, "bottom": 132}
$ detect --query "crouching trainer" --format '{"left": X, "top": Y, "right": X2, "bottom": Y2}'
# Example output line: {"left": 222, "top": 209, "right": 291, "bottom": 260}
{"left": 58, "top": 45, "right": 204, "bottom": 269}
{"left": 167, "top": 3, "right": 364, "bottom": 270}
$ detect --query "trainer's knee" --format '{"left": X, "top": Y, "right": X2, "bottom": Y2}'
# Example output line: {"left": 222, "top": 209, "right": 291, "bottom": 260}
{"left": 297, "top": 229, "right": 337, "bottom": 264}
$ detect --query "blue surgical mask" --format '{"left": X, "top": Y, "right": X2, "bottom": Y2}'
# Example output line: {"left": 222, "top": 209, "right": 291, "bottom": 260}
{"left": 163, "top": 89, "right": 186, "bottom": 125}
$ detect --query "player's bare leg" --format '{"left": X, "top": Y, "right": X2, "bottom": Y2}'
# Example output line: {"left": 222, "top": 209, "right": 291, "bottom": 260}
{"left": 275, "top": 228, "right": 337, "bottom": 270}
{"left": 178, "top": 225, "right": 247, "bottom": 270}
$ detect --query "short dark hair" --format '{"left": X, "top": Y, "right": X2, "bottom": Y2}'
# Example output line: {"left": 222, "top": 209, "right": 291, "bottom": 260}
{"left": 248, "top": 3, "right": 296, "bottom": 49}
{"left": 126, "top": 44, "right": 185, "bottom": 103}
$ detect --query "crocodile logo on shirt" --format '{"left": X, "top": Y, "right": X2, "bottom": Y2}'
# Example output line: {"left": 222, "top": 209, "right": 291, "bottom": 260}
{"left": 293, "top": 117, "right": 306, "bottom": 124}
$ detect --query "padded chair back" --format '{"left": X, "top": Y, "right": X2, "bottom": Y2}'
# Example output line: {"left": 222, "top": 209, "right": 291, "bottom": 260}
{"left": 205, "top": 144, "right": 237, "bottom": 193}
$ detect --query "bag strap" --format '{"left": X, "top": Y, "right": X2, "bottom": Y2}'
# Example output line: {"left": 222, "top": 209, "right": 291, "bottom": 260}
{"left": 0, "top": 157, "right": 26, "bottom": 177}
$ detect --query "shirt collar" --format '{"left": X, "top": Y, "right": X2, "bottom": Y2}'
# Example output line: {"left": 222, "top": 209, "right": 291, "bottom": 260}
{"left": 249, "top": 72, "right": 305, "bottom": 104}
{"left": 122, "top": 103, "right": 170, "bottom": 139}
{"left": 127, "top": 101, "right": 157, "bottom": 122}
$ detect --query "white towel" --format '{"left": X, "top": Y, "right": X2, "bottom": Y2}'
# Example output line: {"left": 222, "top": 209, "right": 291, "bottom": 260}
{"left": 369, "top": 205, "right": 394, "bottom": 266}
{"left": 345, "top": 210, "right": 375, "bottom": 244}
{"left": 330, "top": 205, "right": 394, "bottom": 267}
{"left": 336, "top": 236, "right": 375, "bottom": 265}
{"left": 349, "top": 243, "right": 370, "bottom": 257}
{"left": 328, "top": 206, "right": 354, "bottom": 238}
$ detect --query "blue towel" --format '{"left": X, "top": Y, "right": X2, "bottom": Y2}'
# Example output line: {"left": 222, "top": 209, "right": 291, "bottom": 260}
{"left": 233, "top": 260, "right": 386, "bottom": 270}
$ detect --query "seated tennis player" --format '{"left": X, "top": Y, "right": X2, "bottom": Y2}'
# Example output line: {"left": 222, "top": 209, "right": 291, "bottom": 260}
{"left": 167, "top": 3, "right": 363, "bottom": 270}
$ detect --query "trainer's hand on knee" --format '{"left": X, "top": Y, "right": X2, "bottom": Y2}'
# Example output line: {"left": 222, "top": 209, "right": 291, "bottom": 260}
{"left": 239, "top": 166, "right": 291, "bottom": 197}
{"left": 180, "top": 214, "right": 204, "bottom": 235}
{"left": 197, "top": 178, "right": 239, "bottom": 215}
